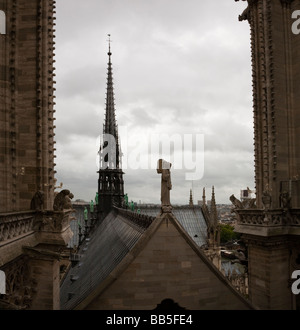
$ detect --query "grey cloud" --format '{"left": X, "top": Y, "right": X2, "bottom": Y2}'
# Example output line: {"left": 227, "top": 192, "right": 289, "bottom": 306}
{"left": 54, "top": 0, "right": 255, "bottom": 205}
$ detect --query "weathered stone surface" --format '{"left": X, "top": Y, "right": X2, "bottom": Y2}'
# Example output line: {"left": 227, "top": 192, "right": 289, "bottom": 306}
{"left": 0, "top": 0, "right": 56, "bottom": 212}
{"left": 234, "top": 0, "right": 300, "bottom": 310}
{"left": 0, "top": 0, "right": 74, "bottom": 311}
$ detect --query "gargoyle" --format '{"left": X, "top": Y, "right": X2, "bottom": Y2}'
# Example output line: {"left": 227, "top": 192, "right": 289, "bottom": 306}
{"left": 230, "top": 194, "right": 243, "bottom": 210}
{"left": 53, "top": 189, "right": 74, "bottom": 211}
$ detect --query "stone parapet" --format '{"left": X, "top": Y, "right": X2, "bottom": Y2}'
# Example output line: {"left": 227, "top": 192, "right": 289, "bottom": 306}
{"left": 0, "top": 209, "right": 73, "bottom": 309}
{"left": 234, "top": 208, "right": 300, "bottom": 237}
{"left": 0, "top": 210, "right": 73, "bottom": 266}
{"left": 0, "top": 211, "right": 35, "bottom": 243}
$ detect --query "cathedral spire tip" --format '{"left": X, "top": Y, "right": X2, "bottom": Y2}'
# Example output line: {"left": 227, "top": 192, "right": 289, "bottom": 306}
{"left": 107, "top": 34, "right": 112, "bottom": 57}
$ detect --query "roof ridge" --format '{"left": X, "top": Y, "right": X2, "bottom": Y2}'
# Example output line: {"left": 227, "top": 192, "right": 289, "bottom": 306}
{"left": 115, "top": 207, "right": 155, "bottom": 229}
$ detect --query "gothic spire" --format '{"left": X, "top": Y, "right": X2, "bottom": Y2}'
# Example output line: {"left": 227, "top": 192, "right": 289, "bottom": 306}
{"left": 210, "top": 186, "right": 218, "bottom": 227}
{"left": 104, "top": 34, "right": 118, "bottom": 140}
{"left": 202, "top": 187, "right": 206, "bottom": 206}
{"left": 189, "top": 189, "right": 194, "bottom": 207}
{"left": 100, "top": 34, "right": 121, "bottom": 170}
{"left": 97, "top": 35, "right": 125, "bottom": 215}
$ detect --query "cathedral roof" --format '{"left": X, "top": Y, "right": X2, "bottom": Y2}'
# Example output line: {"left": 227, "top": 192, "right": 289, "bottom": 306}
{"left": 60, "top": 209, "right": 153, "bottom": 310}
{"left": 60, "top": 207, "right": 253, "bottom": 310}
{"left": 138, "top": 205, "right": 208, "bottom": 247}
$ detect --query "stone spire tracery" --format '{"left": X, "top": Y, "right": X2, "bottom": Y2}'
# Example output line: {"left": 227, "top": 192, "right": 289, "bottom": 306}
{"left": 98, "top": 36, "right": 124, "bottom": 216}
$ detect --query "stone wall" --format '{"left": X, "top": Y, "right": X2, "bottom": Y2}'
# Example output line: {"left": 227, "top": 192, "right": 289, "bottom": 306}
{"left": 0, "top": 0, "right": 56, "bottom": 212}
{"left": 247, "top": 242, "right": 292, "bottom": 310}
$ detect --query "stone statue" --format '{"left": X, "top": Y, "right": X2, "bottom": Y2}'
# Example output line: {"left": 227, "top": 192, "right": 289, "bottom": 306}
{"left": 84, "top": 207, "right": 88, "bottom": 221}
{"left": 53, "top": 189, "right": 74, "bottom": 211}
{"left": 90, "top": 200, "right": 94, "bottom": 213}
{"left": 260, "top": 183, "right": 272, "bottom": 210}
{"left": 124, "top": 193, "right": 129, "bottom": 208}
{"left": 130, "top": 201, "right": 135, "bottom": 212}
{"left": 30, "top": 191, "right": 44, "bottom": 211}
{"left": 157, "top": 159, "right": 172, "bottom": 213}
{"left": 280, "top": 191, "right": 291, "bottom": 210}
{"left": 262, "top": 190, "right": 272, "bottom": 210}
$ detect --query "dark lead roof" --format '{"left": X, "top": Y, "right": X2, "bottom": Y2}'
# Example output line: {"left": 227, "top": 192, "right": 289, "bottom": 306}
{"left": 139, "top": 205, "right": 208, "bottom": 247}
{"left": 61, "top": 205, "right": 208, "bottom": 310}
{"left": 60, "top": 209, "right": 153, "bottom": 310}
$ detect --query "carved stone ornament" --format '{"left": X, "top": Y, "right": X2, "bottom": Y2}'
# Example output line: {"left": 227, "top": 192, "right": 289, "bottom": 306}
{"left": 230, "top": 194, "right": 243, "bottom": 210}
{"left": 0, "top": 256, "right": 37, "bottom": 310}
{"left": 0, "top": 213, "right": 34, "bottom": 242}
{"left": 235, "top": 0, "right": 258, "bottom": 21}
{"left": 280, "top": 191, "right": 291, "bottom": 210}
{"left": 33, "top": 210, "right": 72, "bottom": 232}
{"left": 30, "top": 191, "right": 44, "bottom": 211}
{"left": 262, "top": 190, "right": 272, "bottom": 210}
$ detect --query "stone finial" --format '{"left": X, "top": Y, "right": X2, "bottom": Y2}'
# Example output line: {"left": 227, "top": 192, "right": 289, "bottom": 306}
{"left": 210, "top": 186, "right": 218, "bottom": 226}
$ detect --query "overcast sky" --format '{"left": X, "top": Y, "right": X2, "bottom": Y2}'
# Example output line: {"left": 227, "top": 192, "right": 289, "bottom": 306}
{"left": 54, "top": 0, "right": 254, "bottom": 205}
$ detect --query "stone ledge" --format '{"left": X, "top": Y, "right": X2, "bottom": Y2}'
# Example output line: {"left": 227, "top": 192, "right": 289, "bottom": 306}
{"left": 234, "top": 208, "right": 300, "bottom": 237}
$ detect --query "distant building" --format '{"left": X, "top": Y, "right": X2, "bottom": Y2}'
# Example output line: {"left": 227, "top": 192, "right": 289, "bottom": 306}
{"left": 240, "top": 188, "right": 255, "bottom": 203}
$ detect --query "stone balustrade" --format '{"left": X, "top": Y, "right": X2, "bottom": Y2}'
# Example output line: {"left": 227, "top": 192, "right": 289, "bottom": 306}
{"left": 0, "top": 209, "right": 73, "bottom": 268}
{"left": 235, "top": 208, "right": 300, "bottom": 226}
{"left": 234, "top": 208, "right": 300, "bottom": 237}
{"left": 0, "top": 209, "right": 74, "bottom": 245}
{"left": 0, "top": 211, "right": 35, "bottom": 243}
{"left": 0, "top": 208, "right": 73, "bottom": 310}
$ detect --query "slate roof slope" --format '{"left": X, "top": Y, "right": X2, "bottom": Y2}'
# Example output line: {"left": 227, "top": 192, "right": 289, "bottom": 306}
{"left": 60, "top": 209, "right": 154, "bottom": 310}
{"left": 61, "top": 207, "right": 254, "bottom": 310}
{"left": 68, "top": 211, "right": 255, "bottom": 310}
{"left": 139, "top": 205, "right": 208, "bottom": 247}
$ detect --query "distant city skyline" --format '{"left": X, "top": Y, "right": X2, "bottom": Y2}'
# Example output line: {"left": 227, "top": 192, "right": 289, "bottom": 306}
{"left": 55, "top": 0, "right": 254, "bottom": 205}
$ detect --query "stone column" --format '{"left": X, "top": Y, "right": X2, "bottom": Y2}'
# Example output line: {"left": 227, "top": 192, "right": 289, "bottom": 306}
{"left": 23, "top": 209, "right": 73, "bottom": 310}
{"left": 23, "top": 247, "right": 61, "bottom": 310}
